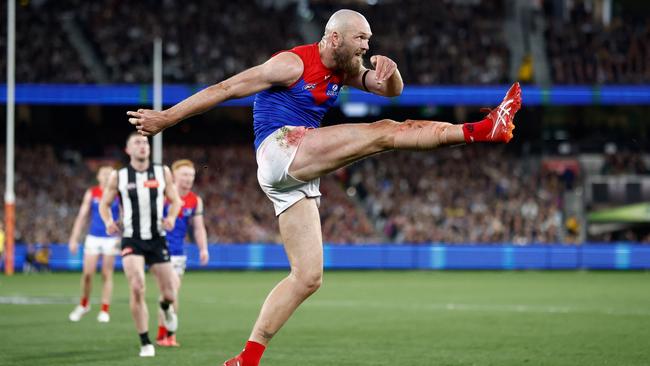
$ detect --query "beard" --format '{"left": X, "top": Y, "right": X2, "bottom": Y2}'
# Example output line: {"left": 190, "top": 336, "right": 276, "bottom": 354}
{"left": 332, "top": 42, "right": 364, "bottom": 75}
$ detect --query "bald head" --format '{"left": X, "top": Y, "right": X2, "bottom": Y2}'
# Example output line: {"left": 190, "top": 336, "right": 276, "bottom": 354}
{"left": 324, "top": 9, "right": 371, "bottom": 37}
{"left": 321, "top": 9, "right": 372, "bottom": 75}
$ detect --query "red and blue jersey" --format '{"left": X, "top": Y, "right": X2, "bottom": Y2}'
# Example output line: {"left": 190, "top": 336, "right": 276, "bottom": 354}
{"left": 253, "top": 43, "right": 345, "bottom": 149}
{"left": 88, "top": 186, "right": 120, "bottom": 237}
{"left": 164, "top": 191, "right": 199, "bottom": 256}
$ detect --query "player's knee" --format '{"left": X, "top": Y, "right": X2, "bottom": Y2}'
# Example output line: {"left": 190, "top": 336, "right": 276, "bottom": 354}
{"left": 130, "top": 280, "right": 145, "bottom": 298}
{"left": 370, "top": 119, "right": 400, "bottom": 149}
{"left": 295, "top": 270, "right": 323, "bottom": 295}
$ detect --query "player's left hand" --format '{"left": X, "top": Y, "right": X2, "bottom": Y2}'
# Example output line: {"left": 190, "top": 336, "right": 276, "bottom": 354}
{"left": 370, "top": 55, "right": 397, "bottom": 85}
{"left": 126, "top": 109, "right": 175, "bottom": 137}
{"left": 199, "top": 249, "right": 209, "bottom": 265}
{"left": 163, "top": 216, "right": 175, "bottom": 231}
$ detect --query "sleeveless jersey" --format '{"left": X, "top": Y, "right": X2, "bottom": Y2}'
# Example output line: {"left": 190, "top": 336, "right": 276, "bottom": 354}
{"left": 163, "top": 191, "right": 199, "bottom": 256}
{"left": 253, "top": 43, "right": 345, "bottom": 149}
{"left": 88, "top": 186, "right": 120, "bottom": 237}
{"left": 117, "top": 164, "right": 167, "bottom": 240}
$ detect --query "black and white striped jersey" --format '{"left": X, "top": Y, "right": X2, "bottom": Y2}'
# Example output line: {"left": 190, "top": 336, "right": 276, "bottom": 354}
{"left": 117, "top": 164, "right": 166, "bottom": 240}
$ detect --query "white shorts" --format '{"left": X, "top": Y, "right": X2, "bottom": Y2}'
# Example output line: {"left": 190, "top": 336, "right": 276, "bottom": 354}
{"left": 84, "top": 235, "right": 120, "bottom": 256}
{"left": 256, "top": 126, "right": 321, "bottom": 216}
{"left": 170, "top": 255, "right": 187, "bottom": 276}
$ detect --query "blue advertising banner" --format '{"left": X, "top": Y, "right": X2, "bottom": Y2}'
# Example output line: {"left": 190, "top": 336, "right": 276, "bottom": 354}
{"left": 1, "top": 84, "right": 649, "bottom": 106}
{"left": 6, "top": 243, "right": 650, "bottom": 272}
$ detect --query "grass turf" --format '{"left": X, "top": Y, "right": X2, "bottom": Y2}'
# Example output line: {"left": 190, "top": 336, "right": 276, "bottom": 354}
{"left": 0, "top": 271, "right": 649, "bottom": 365}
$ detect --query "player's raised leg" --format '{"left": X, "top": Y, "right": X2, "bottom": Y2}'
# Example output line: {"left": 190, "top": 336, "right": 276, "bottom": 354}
{"left": 225, "top": 197, "right": 323, "bottom": 366}
{"left": 69, "top": 253, "right": 99, "bottom": 321}
{"left": 290, "top": 82, "right": 521, "bottom": 182}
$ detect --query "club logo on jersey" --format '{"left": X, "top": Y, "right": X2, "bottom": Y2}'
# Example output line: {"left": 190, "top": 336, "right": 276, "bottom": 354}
{"left": 182, "top": 208, "right": 193, "bottom": 217}
{"left": 326, "top": 83, "right": 340, "bottom": 97}
{"left": 303, "top": 83, "right": 317, "bottom": 91}
{"left": 143, "top": 179, "right": 159, "bottom": 188}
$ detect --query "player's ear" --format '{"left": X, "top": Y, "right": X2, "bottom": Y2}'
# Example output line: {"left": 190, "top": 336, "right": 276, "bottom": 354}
{"left": 331, "top": 31, "right": 341, "bottom": 48}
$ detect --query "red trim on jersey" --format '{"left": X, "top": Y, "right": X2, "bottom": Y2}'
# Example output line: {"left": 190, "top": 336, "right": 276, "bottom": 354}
{"left": 166, "top": 191, "right": 199, "bottom": 218}
{"left": 90, "top": 185, "right": 103, "bottom": 199}
{"left": 273, "top": 43, "right": 344, "bottom": 102}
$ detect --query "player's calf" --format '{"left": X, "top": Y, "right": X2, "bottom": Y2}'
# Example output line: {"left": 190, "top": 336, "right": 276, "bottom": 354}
{"left": 392, "top": 119, "right": 462, "bottom": 150}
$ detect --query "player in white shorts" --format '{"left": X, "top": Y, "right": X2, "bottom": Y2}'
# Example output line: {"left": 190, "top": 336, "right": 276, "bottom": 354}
{"left": 156, "top": 159, "right": 209, "bottom": 347}
{"left": 127, "top": 9, "right": 521, "bottom": 365}
{"left": 68, "top": 166, "right": 120, "bottom": 323}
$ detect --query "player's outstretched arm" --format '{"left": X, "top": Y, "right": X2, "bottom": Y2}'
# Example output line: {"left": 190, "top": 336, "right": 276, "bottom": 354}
{"left": 344, "top": 55, "right": 403, "bottom": 97}
{"left": 192, "top": 196, "right": 209, "bottom": 265}
{"left": 68, "top": 189, "right": 92, "bottom": 254}
{"left": 99, "top": 171, "right": 120, "bottom": 236}
{"left": 126, "top": 52, "right": 304, "bottom": 136}
{"left": 162, "top": 166, "right": 183, "bottom": 231}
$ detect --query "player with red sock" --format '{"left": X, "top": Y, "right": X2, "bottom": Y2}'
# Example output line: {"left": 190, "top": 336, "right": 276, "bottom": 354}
{"left": 68, "top": 166, "right": 120, "bottom": 323}
{"left": 128, "top": 9, "right": 520, "bottom": 365}
{"left": 156, "top": 159, "right": 209, "bottom": 347}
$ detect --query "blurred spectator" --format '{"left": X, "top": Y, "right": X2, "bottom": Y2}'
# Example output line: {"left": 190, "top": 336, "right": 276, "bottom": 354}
{"left": 1, "top": 0, "right": 510, "bottom": 85}
{"left": 0, "top": 143, "right": 593, "bottom": 245}
{"left": 545, "top": 2, "right": 650, "bottom": 84}
{"left": 310, "top": 0, "right": 511, "bottom": 85}
{"left": 342, "top": 145, "right": 565, "bottom": 244}
{"left": 600, "top": 152, "right": 649, "bottom": 175}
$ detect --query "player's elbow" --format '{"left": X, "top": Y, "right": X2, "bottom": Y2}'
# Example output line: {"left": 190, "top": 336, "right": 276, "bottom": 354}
{"left": 385, "top": 83, "right": 404, "bottom": 98}
{"left": 384, "top": 89, "right": 402, "bottom": 98}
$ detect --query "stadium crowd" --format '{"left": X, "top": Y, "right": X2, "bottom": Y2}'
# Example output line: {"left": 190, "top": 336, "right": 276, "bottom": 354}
{"left": 545, "top": 1, "right": 650, "bottom": 84}
{"left": 0, "top": 145, "right": 378, "bottom": 245}
{"left": 345, "top": 146, "right": 564, "bottom": 244}
{"left": 0, "top": 144, "right": 604, "bottom": 246}
{"left": 1, "top": 0, "right": 647, "bottom": 84}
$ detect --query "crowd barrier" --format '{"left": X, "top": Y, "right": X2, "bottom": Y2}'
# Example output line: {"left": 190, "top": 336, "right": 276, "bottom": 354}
{"left": 3, "top": 243, "right": 650, "bottom": 272}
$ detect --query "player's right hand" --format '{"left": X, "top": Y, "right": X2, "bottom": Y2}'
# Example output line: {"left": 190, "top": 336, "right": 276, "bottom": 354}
{"left": 127, "top": 109, "right": 174, "bottom": 137}
{"left": 199, "top": 249, "right": 209, "bottom": 265}
{"left": 69, "top": 242, "right": 78, "bottom": 255}
{"left": 106, "top": 220, "right": 120, "bottom": 236}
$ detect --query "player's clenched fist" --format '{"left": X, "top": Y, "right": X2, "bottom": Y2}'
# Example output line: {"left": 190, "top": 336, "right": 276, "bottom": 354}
{"left": 370, "top": 55, "right": 397, "bottom": 85}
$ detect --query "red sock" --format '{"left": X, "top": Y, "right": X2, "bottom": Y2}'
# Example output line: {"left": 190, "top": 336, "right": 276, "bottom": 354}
{"left": 240, "top": 341, "right": 266, "bottom": 366}
{"left": 80, "top": 297, "right": 89, "bottom": 307}
{"left": 157, "top": 326, "right": 167, "bottom": 340}
{"left": 101, "top": 303, "right": 110, "bottom": 312}
{"left": 462, "top": 118, "right": 493, "bottom": 143}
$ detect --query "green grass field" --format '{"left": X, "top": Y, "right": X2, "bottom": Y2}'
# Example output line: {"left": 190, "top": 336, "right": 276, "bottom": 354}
{"left": 1, "top": 271, "right": 649, "bottom": 366}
